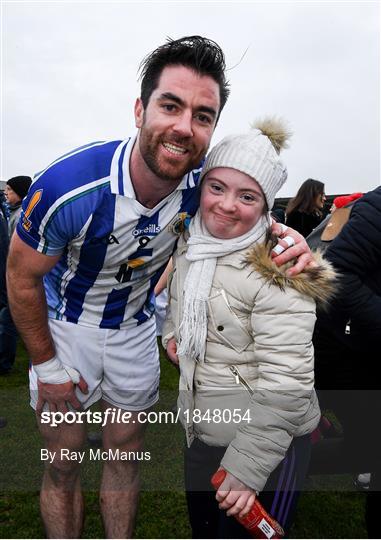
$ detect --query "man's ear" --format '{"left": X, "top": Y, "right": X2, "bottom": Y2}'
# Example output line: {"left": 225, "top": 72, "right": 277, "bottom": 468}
{"left": 134, "top": 98, "right": 144, "bottom": 128}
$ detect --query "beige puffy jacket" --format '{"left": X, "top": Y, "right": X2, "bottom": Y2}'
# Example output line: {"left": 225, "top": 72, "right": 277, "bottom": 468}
{"left": 162, "top": 233, "right": 336, "bottom": 492}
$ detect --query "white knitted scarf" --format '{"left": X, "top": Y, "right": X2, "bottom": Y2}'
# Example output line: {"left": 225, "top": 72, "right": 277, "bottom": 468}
{"left": 177, "top": 210, "right": 270, "bottom": 361}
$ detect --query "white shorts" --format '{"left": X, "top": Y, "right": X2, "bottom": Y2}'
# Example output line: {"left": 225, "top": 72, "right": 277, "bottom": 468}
{"left": 29, "top": 317, "right": 160, "bottom": 411}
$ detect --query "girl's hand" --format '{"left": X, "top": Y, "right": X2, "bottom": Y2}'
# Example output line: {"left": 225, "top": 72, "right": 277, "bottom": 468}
{"left": 215, "top": 469, "right": 256, "bottom": 518}
{"left": 166, "top": 337, "right": 179, "bottom": 366}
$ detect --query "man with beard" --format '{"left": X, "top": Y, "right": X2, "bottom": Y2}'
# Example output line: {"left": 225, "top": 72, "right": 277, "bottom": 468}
{"left": 7, "top": 36, "right": 312, "bottom": 538}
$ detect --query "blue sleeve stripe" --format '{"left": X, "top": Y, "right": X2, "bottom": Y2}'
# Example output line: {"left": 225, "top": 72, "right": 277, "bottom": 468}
{"left": 17, "top": 179, "right": 111, "bottom": 256}
{"left": 39, "top": 181, "right": 110, "bottom": 254}
{"left": 16, "top": 225, "right": 62, "bottom": 256}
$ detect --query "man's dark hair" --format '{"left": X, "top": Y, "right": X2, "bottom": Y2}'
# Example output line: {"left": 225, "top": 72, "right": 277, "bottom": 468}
{"left": 138, "top": 35, "right": 230, "bottom": 120}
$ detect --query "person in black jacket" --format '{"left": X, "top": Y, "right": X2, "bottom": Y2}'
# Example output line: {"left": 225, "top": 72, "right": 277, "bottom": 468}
{"left": 313, "top": 186, "right": 381, "bottom": 538}
{"left": 0, "top": 191, "right": 18, "bottom": 375}
{"left": 0, "top": 191, "right": 9, "bottom": 310}
{"left": 286, "top": 178, "right": 327, "bottom": 237}
{"left": 0, "top": 192, "right": 12, "bottom": 431}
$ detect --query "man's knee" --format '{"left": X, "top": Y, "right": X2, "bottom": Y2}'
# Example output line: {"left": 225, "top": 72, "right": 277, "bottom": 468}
{"left": 37, "top": 414, "right": 87, "bottom": 489}
{"left": 101, "top": 405, "right": 147, "bottom": 451}
{"left": 103, "top": 422, "right": 146, "bottom": 452}
{"left": 44, "top": 454, "right": 82, "bottom": 489}
{"left": 37, "top": 413, "right": 87, "bottom": 448}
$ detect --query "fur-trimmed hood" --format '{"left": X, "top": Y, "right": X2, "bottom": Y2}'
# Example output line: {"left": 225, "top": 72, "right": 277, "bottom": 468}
{"left": 246, "top": 237, "right": 337, "bottom": 306}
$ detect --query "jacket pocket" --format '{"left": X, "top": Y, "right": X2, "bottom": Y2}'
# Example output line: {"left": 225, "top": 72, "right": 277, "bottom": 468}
{"left": 229, "top": 365, "right": 254, "bottom": 397}
{"left": 208, "top": 289, "right": 252, "bottom": 354}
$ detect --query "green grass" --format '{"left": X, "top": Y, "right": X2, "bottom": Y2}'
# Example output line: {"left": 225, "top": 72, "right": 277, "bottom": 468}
{"left": 0, "top": 342, "right": 368, "bottom": 538}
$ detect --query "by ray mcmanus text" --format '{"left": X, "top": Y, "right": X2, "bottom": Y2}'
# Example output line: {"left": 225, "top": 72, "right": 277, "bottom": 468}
{"left": 41, "top": 448, "right": 151, "bottom": 463}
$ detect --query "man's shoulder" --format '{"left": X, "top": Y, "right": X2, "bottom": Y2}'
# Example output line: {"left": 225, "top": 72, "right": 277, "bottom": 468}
{"left": 17, "top": 140, "right": 127, "bottom": 251}
{"left": 29, "top": 140, "right": 126, "bottom": 206}
{"left": 35, "top": 140, "right": 122, "bottom": 182}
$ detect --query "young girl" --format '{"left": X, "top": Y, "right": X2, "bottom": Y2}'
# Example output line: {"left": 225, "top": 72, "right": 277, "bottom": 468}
{"left": 162, "top": 119, "right": 335, "bottom": 538}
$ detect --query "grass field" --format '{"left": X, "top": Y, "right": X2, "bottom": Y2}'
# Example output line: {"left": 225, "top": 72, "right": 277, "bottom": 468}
{"left": 0, "top": 341, "right": 368, "bottom": 538}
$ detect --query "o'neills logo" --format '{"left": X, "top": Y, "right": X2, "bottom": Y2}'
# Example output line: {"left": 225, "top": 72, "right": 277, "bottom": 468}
{"left": 132, "top": 224, "right": 161, "bottom": 237}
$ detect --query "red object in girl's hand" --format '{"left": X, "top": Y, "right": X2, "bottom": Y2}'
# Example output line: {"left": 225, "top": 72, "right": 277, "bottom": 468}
{"left": 211, "top": 469, "right": 284, "bottom": 539}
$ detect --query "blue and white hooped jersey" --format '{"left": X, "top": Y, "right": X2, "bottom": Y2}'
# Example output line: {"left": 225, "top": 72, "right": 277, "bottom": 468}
{"left": 17, "top": 135, "right": 201, "bottom": 329}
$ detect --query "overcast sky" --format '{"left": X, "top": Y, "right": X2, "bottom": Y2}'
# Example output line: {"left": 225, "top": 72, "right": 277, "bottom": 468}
{"left": 1, "top": 0, "right": 380, "bottom": 196}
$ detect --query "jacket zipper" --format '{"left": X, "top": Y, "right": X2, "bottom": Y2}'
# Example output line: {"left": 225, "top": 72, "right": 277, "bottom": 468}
{"left": 345, "top": 319, "right": 351, "bottom": 335}
{"left": 229, "top": 365, "right": 254, "bottom": 396}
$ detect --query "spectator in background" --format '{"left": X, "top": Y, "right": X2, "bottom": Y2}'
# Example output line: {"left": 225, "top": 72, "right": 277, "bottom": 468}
{"left": 1, "top": 189, "right": 9, "bottom": 222}
{"left": 286, "top": 179, "right": 326, "bottom": 237}
{"left": 306, "top": 192, "right": 363, "bottom": 253}
{"left": 0, "top": 176, "right": 31, "bottom": 375}
{"left": 313, "top": 186, "right": 381, "bottom": 538}
{"left": 4, "top": 176, "right": 32, "bottom": 238}
{"left": 0, "top": 191, "right": 9, "bottom": 313}
{"left": 0, "top": 191, "right": 17, "bottom": 375}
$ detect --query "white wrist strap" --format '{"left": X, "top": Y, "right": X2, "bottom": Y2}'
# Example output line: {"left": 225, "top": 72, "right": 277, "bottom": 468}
{"left": 34, "top": 356, "right": 81, "bottom": 385}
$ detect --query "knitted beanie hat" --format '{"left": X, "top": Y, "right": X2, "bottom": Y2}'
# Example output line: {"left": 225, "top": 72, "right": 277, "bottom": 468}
{"left": 7, "top": 176, "right": 32, "bottom": 200}
{"left": 333, "top": 192, "right": 363, "bottom": 209}
{"left": 200, "top": 117, "right": 291, "bottom": 210}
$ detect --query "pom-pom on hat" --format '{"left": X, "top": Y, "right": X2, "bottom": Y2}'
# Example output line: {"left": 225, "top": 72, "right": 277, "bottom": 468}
{"left": 6, "top": 175, "right": 32, "bottom": 200}
{"left": 333, "top": 192, "right": 363, "bottom": 210}
{"left": 200, "top": 117, "right": 292, "bottom": 210}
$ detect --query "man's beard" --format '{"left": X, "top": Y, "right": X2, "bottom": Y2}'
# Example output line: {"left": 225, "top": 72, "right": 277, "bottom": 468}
{"left": 139, "top": 126, "right": 202, "bottom": 182}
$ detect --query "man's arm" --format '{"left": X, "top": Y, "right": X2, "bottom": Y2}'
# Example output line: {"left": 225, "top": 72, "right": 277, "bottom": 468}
{"left": 7, "top": 234, "right": 87, "bottom": 412}
{"left": 270, "top": 222, "right": 314, "bottom": 276}
{"left": 7, "top": 234, "right": 59, "bottom": 362}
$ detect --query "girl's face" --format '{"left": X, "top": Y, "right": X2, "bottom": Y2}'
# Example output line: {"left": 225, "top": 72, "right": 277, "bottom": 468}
{"left": 200, "top": 167, "right": 266, "bottom": 239}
